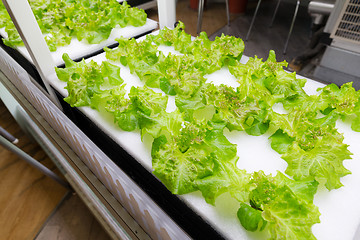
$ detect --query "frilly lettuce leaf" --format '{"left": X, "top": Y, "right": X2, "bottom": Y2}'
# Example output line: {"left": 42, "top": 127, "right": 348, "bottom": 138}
{"left": 137, "top": 109, "right": 184, "bottom": 139}
{"left": 101, "top": 61, "right": 123, "bottom": 86}
{"left": 151, "top": 120, "right": 240, "bottom": 197}
{"left": 264, "top": 70, "right": 307, "bottom": 102}
{"left": 318, "top": 82, "right": 359, "bottom": 115}
{"left": 184, "top": 32, "right": 245, "bottom": 74}
{"left": 317, "top": 82, "right": 360, "bottom": 131}
{"left": 269, "top": 108, "right": 351, "bottom": 189}
{"left": 175, "top": 120, "right": 237, "bottom": 161}
{"left": 181, "top": 122, "right": 248, "bottom": 204}
{"left": 58, "top": 59, "right": 103, "bottom": 107}
{"left": 262, "top": 188, "right": 320, "bottom": 240}
{"left": 282, "top": 136, "right": 351, "bottom": 190}
{"left": 203, "top": 122, "right": 238, "bottom": 160}
{"left": 152, "top": 21, "right": 189, "bottom": 47}
{"left": 196, "top": 159, "right": 251, "bottom": 205}
{"left": 175, "top": 90, "right": 207, "bottom": 119}
{"left": 97, "top": 85, "right": 139, "bottom": 132}
{"left": 212, "top": 34, "right": 244, "bottom": 64}
{"left": 125, "top": 4, "right": 147, "bottom": 27}
{"left": 248, "top": 171, "right": 320, "bottom": 239}
{"left": 273, "top": 171, "right": 319, "bottom": 203}
{"left": 56, "top": 54, "right": 123, "bottom": 107}
{"left": 151, "top": 135, "right": 216, "bottom": 195}
{"left": 203, "top": 83, "right": 269, "bottom": 133}
{"left": 175, "top": 119, "right": 209, "bottom": 153}
{"left": 269, "top": 109, "right": 339, "bottom": 151}
{"left": 161, "top": 54, "right": 206, "bottom": 98}
{"left": 128, "top": 86, "right": 172, "bottom": 137}
{"left": 104, "top": 37, "right": 138, "bottom": 63}
{"left": 129, "top": 86, "right": 167, "bottom": 116}
{"left": 352, "top": 113, "right": 360, "bottom": 132}
{"left": 229, "top": 57, "right": 272, "bottom": 103}
{"left": 229, "top": 50, "right": 308, "bottom": 108}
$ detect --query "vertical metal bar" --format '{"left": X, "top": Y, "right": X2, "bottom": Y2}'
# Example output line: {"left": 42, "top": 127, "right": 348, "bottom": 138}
{"left": 225, "top": 0, "right": 230, "bottom": 26}
{"left": 197, "top": 0, "right": 205, "bottom": 34}
{"left": 246, "top": 0, "right": 262, "bottom": 41}
{"left": 270, "top": 0, "right": 282, "bottom": 27}
{"left": 283, "top": 0, "right": 300, "bottom": 54}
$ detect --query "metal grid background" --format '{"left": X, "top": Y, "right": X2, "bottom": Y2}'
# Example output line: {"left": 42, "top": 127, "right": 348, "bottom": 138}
{"left": 331, "top": 0, "right": 360, "bottom": 44}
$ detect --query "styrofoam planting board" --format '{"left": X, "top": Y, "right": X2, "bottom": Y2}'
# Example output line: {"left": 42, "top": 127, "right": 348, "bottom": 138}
{"left": 45, "top": 43, "right": 360, "bottom": 240}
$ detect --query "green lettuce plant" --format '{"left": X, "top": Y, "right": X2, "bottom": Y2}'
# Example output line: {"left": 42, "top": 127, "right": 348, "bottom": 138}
{"left": 0, "top": 0, "right": 147, "bottom": 51}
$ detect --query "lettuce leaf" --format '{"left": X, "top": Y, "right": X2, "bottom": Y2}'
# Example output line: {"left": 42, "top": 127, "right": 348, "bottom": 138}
{"left": 269, "top": 129, "right": 295, "bottom": 154}
{"left": 151, "top": 119, "right": 241, "bottom": 197}
{"left": 262, "top": 188, "right": 320, "bottom": 240}
{"left": 248, "top": 171, "right": 320, "bottom": 240}
{"left": 282, "top": 136, "right": 351, "bottom": 190}
{"left": 129, "top": 86, "right": 167, "bottom": 116}
{"left": 60, "top": 61, "right": 103, "bottom": 107}
{"left": 203, "top": 83, "right": 269, "bottom": 133}
{"left": 56, "top": 54, "right": 123, "bottom": 107}
{"left": 128, "top": 86, "right": 172, "bottom": 136}
{"left": 317, "top": 82, "right": 360, "bottom": 131}
{"left": 99, "top": 85, "right": 139, "bottom": 131}
{"left": 237, "top": 202, "right": 267, "bottom": 232}
{"left": 318, "top": 82, "right": 360, "bottom": 115}
{"left": 151, "top": 135, "right": 216, "bottom": 195}
{"left": 269, "top": 108, "right": 351, "bottom": 189}
{"left": 137, "top": 109, "right": 184, "bottom": 139}
{"left": 196, "top": 159, "right": 251, "bottom": 205}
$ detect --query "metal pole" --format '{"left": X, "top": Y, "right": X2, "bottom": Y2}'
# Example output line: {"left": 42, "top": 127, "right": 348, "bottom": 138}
{"left": 225, "top": 0, "right": 230, "bottom": 26}
{"left": 246, "top": 0, "right": 262, "bottom": 41}
{"left": 0, "top": 134, "right": 70, "bottom": 189}
{"left": 283, "top": 0, "right": 300, "bottom": 54}
{"left": 0, "top": 125, "right": 18, "bottom": 144}
{"left": 270, "top": 0, "right": 282, "bottom": 27}
{"left": 197, "top": 0, "right": 205, "bottom": 34}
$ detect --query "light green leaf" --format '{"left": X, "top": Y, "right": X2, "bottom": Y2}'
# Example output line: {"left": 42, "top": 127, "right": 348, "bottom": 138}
{"left": 151, "top": 136, "right": 216, "bottom": 195}
{"left": 283, "top": 137, "right": 352, "bottom": 190}
{"left": 196, "top": 159, "right": 252, "bottom": 205}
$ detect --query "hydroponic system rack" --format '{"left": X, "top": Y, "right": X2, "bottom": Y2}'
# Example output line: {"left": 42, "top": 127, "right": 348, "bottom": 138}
{"left": 1, "top": 1, "right": 360, "bottom": 240}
